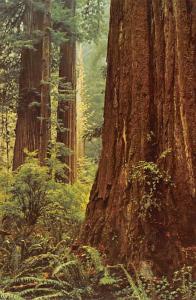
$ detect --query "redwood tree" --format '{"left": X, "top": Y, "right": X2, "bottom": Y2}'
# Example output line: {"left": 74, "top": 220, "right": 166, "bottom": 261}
{"left": 57, "top": 0, "right": 76, "bottom": 183}
{"left": 39, "top": 0, "right": 51, "bottom": 164}
{"left": 13, "top": 0, "right": 51, "bottom": 170}
{"left": 82, "top": 0, "right": 196, "bottom": 276}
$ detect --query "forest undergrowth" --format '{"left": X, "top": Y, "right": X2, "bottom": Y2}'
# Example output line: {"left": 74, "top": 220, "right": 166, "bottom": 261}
{"left": 0, "top": 153, "right": 195, "bottom": 300}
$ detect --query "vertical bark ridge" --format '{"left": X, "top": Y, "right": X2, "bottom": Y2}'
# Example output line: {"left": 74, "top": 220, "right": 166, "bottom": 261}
{"left": 13, "top": 3, "right": 43, "bottom": 169}
{"left": 13, "top": 0, "right": 51, "bottom": 169}
{"left": 56, "top": 0, "right": 76, "bottom": 184}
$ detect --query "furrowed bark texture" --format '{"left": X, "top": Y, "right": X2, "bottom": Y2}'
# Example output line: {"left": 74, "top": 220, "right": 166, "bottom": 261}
{"left": 13, "top": 0, "right": 51, "bottom": 169}
{"left": 82, "top": 0, "right": 196, "bottom": 276}
{"left": 57, "top": 0, "right": 76, "bottom": 184}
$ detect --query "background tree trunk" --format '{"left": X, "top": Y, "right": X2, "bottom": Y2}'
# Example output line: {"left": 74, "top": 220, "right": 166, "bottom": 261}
{"left": 13, "top": 0, "right": 51, "bottom": 169}
{"left": 39, "top": 0, "right": 51, "bottom": 164}
{"left": 82, "top": 0, "right": 196, "bottom": 276}
{"left": 13, "top": 3, "right": 42, "bottom": 170}
{"left": 57, "top": 0, "right": 76, "bottom": 183}
{"left": 76, "top": 44, "right": 85, "bottom": 159}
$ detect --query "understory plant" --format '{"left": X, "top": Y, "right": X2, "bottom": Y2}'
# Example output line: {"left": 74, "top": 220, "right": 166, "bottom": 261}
{"left": 129, "top": 160, "right": 174, "bottom": 220}
{"left": 0, "top": 156, "right": 195, "bottom": 299}
{"left": 0, "top": 152, "right": 94, "bottom": 277}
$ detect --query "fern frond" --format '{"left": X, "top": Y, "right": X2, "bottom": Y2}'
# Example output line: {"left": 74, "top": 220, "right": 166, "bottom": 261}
{"left": 99, "top": 270, "right": 116, "bottom": 286}
{"left": 28, "top": 243, "right": 44, "bottom": 253}
{"left": 82, "top": 246, "right": 104, "bottom": 272}
{"left": 52, "top": 260, "right": 85, "bottom": 286}
{"left": 36, "top": 278, "right": 71, "bottom": 289}
{"left": 22, "top": 253, "right": 59, "bottom": 267}
{"left": 52, "top": 240, "right": 69, "bottom": 253}
{"left": 16, "top": 266, "right": 46, "bottom": 277}
{"left": 3, "top": 276, "right": 39, "bottom": 287}
{"left": 52, "top": 261, "right": 75, "bottom": 277}
{"left": 33, "top": 291, "right": 70, "bottom": 299}
{"left": 0, "top": 290, "right": 24, "bottom": 300}
{"left": 119, "top": 264, "right": 150, "bottom": 300}
{"left": 19, "top": 287, "right": 58, "bottom": 297}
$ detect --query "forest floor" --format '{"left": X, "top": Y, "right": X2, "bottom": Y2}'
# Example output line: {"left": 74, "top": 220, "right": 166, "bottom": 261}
{"left": 0, "top": 159, "right": 195, "bottom": 299}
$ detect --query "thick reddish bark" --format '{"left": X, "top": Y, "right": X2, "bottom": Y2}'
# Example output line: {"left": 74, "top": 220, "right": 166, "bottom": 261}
{"left": 56, "top": 0, "right": 76, "bottom": 183}
{"left": 82, "top": 0, "right": 196, "bottom": 276}
{"left": 13, "top": 4, "right": 42, "bottom": 170}
{"left": 13, "top": 0, "right": 51, "bottom": 170}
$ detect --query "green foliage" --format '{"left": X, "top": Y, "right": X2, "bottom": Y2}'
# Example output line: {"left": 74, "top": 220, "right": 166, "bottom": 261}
{"left": 11, "top": 153, "right": 51, "bottom": 226}
{"left": 129, "top": 161, "right": 174, "bottom": 220}
{"left": 0, "top": 237, "right": 195, "bottom": 300}
{"left": 0, "top": 291, "right": 24, "bottom": 300}
{"left": 0, "top": 151, "right": 92, "bottom": 233}
{"left": 99, "top": 269, "right": 117, "bottom": 286}
{"left": 0, "top": 245, "right": 91, "bottom": 299}
{"left": 159, "top": 148, "right": 172, "bottom": 160}
{"left": 0, "top": 168, "right": 13, "bottom": 200}
{"left": 78, "top": 1, "right": 109, "bottom": 161}
{"left": 113, "top": 265, "right": 196, "bottom": 300}
{"left": 82, "top": 39, "right": 107, "bottom": 160}
{"left": 0, "top": 151, "right": 94, "bottom": 277}
{"left": 82, "top": 245, "right": 104, "bottom": 272}
{"left": 172, "top": 266, "right": 196, "bottom": 300}
{"left": 119, "top": 264, "right": 150, "bottom": 300}
{"left": 77, "top": 0, "right": 107, "bottom": 41}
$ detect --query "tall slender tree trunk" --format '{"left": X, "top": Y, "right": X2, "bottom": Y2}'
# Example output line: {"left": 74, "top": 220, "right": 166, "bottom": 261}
{"left": 76, "top": 44, "right": 85, "bottom": 159}
{"left": 57, "top": 0, "right": 76, "bottom": 184}
{"left": 13, "top": 3, "right": 42, "bottom": 170}
{"left": 39, "top": 0, "right": 51, "bottom": 164}
{"left": 82, "top": 0, "right": 196, "bottom": 276}
{"left": 13, "top": 0, "right": 51, "bottom": 170}
{"left": 5, "top": 108, "right": 10, "bottom": 169}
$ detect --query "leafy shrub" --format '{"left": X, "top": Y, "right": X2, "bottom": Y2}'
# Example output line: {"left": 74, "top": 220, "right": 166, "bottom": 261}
{"left": 129, "top": 161, "right": 174, "bottom": 220}
{"left": 0, "top": 153, "right": 95, "bottom": 278}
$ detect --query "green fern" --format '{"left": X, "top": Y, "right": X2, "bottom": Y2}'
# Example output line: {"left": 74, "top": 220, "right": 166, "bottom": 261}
{"left": 82, "top": 246, "right": 104, "bottom": 272}
{"left": 119, "top": 264, "right": 150, "bottom": 300}
{"left": 99, "top": 270, "right": 116, "bottom": 286}
{"left": 0, "top": 290, "right": 24, "bottom": 300}
{"left": 2, "top": 277, "right": 71, "bottom": 299}
{"left": 16, "top": 266, "right": 47, "bottom": 278}
{"left": 19, "top": 287, "right": 58, "bottom": 297}
{"left": 53, "top": 260, "right": 85, "bottom": 285}
{"left": 52, "top": 262, "right": 68, "bottom": 275}
{"left": 32, "top": 292, "right": 69, "bottom": 300}
{"left": 36, "top": 278, "right": 71, "bottom": 289}
{"left": 3, "top": 276, "right": 40, "bottom": 286}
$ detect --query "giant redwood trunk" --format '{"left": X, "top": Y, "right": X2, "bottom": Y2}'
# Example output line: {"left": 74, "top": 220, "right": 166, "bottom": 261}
{"left": 82, "top": 0, "right": 196, "bottom": 276}
{"left": 13, "top": 0, "right": 51, "bottom": 169}
{"left": 57, "top": 0, "right": 76, "bottom": 183}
